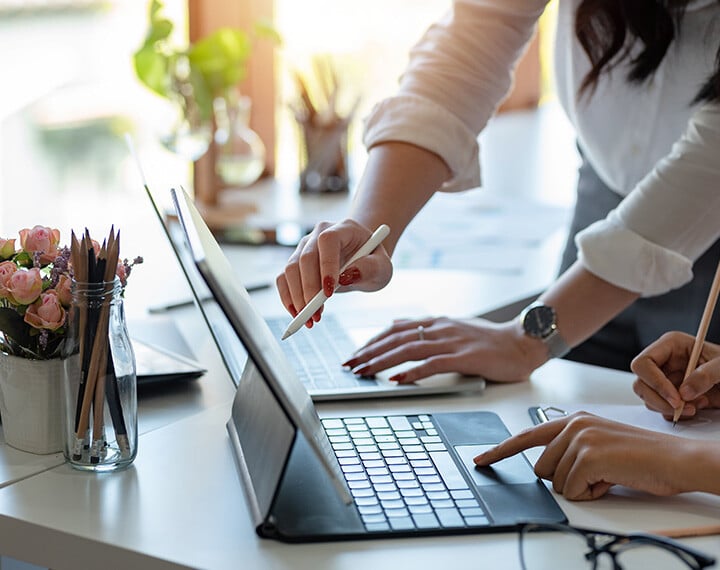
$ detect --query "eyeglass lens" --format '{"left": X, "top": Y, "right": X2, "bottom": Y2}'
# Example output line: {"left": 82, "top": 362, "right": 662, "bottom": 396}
{"left": 520, "top": 526, "right": 705, "bottom": 570}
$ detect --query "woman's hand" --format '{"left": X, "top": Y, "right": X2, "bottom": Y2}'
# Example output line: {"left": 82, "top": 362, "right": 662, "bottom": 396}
{"left": 341, "top": 316, "right": 546, "bottom": 383}
{"left": 631, "top": 331, "right": 720, "bottom": 421}
{"left": 474, "top": 412, "right": 717, "bottom": 500}
{"left": 276, "top": 219, "right": 393, "bottom": 328}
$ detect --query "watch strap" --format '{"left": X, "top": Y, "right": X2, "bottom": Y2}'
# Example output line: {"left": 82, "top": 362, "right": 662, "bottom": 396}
{"left": 544, "top": 328, "right": 571, "bottom": 359}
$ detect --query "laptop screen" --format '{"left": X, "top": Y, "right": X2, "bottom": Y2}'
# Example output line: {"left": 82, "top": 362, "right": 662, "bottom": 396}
{"left": 170, "top": 187, "right": 352, "bottom": 507}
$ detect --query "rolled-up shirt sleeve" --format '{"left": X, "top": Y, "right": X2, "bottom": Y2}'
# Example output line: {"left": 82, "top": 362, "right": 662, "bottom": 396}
{"left": 577, "top": 103, "right": 720, "bottom": 296}
{"left": 363, "top": 0, "right": 548, "bottom": 192}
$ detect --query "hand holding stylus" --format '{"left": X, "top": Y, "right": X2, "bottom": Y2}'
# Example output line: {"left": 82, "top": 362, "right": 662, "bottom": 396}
{"left": 281, "top": 224, "right": 391, "bottom": 340}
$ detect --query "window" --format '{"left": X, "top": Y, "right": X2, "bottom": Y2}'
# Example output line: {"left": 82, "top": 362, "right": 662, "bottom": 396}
{"left": 0, "top": 0, "right": 192, "bottom": 234}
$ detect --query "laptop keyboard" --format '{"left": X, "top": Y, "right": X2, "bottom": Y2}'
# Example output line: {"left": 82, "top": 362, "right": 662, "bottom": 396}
{"left": 321, "top": 414, "right": 491, "bottom": 532}
{"left": 266, "top": 315, "right": 371, "bottom": 390}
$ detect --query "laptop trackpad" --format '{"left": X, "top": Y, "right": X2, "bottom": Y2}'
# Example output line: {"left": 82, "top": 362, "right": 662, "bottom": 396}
{"left": 454, "top": 445, "right": 537, "bottom": 486}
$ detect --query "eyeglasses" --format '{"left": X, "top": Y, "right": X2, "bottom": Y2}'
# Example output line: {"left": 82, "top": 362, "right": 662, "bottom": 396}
{"left": 518, "top": 522, "right": 716, "bottom": 570}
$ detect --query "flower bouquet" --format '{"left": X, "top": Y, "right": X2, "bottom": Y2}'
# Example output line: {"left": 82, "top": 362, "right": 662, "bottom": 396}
{"left": 0, "top": 225, "right": 142, "bottom": 360}
{"left": 0, "top": 225, "right": 142, "bottom": 456}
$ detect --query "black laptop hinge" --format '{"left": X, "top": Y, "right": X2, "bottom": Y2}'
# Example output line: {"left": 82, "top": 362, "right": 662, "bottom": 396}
{"left": 258, "top": 515, "right": 279, "bottom": 538}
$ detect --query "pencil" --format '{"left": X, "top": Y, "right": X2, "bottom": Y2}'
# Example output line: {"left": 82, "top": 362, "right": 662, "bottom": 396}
{"left": 673, "top": 259, "right": 720, "bottom": 425}
{"left": 654, "top": 524, "right": 720, "bottom": 539}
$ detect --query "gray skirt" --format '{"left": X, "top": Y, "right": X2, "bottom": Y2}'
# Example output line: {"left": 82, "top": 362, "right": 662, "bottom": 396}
{"left": 559, "top": 156, "right": 720, "bottom": 371}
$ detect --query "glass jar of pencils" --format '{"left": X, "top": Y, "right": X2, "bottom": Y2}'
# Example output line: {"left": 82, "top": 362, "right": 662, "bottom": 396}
{"left": 61, "top": 278, "right": 138, "bottom": 471}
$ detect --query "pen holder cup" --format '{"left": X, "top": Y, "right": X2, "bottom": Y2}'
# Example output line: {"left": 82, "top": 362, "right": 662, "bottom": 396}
{"left": 298, "top": 120, "right": 349, "bottom": 193}
{"left": 61, "top": 279, "right": 137, "bottom": 471}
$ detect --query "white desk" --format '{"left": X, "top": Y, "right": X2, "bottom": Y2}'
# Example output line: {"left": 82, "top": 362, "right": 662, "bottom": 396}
{"left": 0, "top": 313, "right": 236, "bottom": 489}
{"left": 0, "top": 356, "right": 719, "bottom": 570}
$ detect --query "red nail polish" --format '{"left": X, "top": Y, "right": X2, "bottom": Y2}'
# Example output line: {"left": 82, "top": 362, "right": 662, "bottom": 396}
{"left": 339, "top": 267, "right": 361, "bottom": 286}
{"left": 389, "top": 373, "right": 406, "bottom": 383}
{"left": 289, "top": 304, "right": 298, "bottom": 317}
{"left": 353, "top": 365, "right": 371, "bottom": 376}
{"left": 323, "top": 275, "right": 335, "bottom": 297}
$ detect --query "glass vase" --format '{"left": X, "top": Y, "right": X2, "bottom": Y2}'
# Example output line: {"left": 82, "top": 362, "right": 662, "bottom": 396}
{"left": 61, "top": 279, "right": 137, "bottom": 471}
{"left": 160, "top": 89, "right": 213, "bottom": 161}
{"left": 213, "top": 93, "right": 266, "bottom": 188}
{"left": 159, "top": 58, "right": 212, "bottom": 161}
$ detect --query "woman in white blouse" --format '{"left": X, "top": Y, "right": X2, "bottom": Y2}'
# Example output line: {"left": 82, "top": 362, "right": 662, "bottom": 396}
{"left": 276, "top": 1, "right": 720, "bottom": 384}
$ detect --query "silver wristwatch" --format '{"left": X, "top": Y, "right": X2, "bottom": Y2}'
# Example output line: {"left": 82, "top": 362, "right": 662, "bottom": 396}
{"left": 519, "top": 301, "right": 571, "bottom": 359}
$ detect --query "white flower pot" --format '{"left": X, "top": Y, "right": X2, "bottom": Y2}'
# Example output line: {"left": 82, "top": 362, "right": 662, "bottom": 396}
{"left": 0, "top": 353, "right": 64, "bottom": 454}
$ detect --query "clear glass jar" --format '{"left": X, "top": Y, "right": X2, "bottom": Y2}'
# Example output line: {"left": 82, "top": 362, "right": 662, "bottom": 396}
{"left": 159, "top": 58, "right": 213, "bottom": 161}
{"left": 61, "top": 279, "right": 137, "bottom": 471}
{"left": 213, "top": 92, "right": 266, "bottom": 187}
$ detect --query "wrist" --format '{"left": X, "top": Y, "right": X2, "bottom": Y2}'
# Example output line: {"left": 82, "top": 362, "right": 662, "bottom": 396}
{"left": 511, "top": 318, "right": 553, "bottom": 374}
{"left": 518, "top": 301, "right": 571, "bottom": 361}
{"left": 684, "top": 440, "right": 720, "bottom": 495}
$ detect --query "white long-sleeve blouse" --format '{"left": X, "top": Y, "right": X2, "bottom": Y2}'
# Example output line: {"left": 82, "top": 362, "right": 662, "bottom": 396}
{"left": 362, "top": 0, "right": 720, "bottom": 296}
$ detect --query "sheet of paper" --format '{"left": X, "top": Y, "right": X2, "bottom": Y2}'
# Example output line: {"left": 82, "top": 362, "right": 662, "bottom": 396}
{"left": 534, "top": 403, "right": 720, "bottom": 440}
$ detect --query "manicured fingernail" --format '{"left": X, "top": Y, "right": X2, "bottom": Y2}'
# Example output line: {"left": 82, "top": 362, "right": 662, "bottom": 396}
{"left": 288, "top": 304, "right": 298, "bottom": 317}
{"left": 389, "top": 373, "right": 406, "bottom": 383}
{"left": 342, "top": 357, "right": 357, "bottom": 368}
{"left": 312, "top": 310, "right": 322, "bottom": 323}
{"left": 323, "top": 276, "right": 335, "bottom": 297}
{"left": 339, "top": 267, "right": 361, "bottom": 286}
{"left": 305, "top": 319, "right": 313, "bottom": 329}
{"left": 353, "top": 365, "right": 371, "bottom": 376}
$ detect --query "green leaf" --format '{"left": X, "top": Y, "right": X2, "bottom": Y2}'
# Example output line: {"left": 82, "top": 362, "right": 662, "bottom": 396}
{"left": 145, "top": 17, "right": 173, "bottom": 47}
{"left": 187, "top": 28, "right": 251, "bottom": 97}
{"left": 0, "top": 307, "right": 32, "bottom": 348}
{"left": 133, "top": 45, "right": 170, "bottom": 97}
{"left": 253, "top": 20, "right": 282, "bottom": 46}
{"left": 13, "top": 251, "right": 32, "bottom": 267}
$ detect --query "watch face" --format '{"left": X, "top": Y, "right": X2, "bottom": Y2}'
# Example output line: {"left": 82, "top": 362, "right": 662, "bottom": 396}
{"left": 522, "top": 305, "right": 556, "bottom": 339}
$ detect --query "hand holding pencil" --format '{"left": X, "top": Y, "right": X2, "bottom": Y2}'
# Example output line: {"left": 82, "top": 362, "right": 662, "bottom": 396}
{"left": 672, "top": 260, "right": 720, "bottom": 423}
{"left": 631, "top": 260, "right": 720, "bottom": 423}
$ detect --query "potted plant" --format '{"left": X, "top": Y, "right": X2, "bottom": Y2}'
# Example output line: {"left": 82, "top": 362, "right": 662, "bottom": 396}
{"left": 133, "top": 0, "right": 280, "bottom": 170}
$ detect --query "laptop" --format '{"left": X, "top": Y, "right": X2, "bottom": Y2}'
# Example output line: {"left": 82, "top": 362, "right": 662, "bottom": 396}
{"left": 143, "top": 184, "right": 485, "bottom": 401}
{"left": 170, "top": 186, "right": 566, "bottom": 542}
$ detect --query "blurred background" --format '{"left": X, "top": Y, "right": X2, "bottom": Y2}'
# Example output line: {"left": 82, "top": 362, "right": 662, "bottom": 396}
{"left": 0, "top": 0, "right": 564, "bottom": 315}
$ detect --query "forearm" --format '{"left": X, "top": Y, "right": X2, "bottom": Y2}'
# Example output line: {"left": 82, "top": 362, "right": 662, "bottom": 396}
{"left": 349, "top": 142, "right": 451, "bottom": 254}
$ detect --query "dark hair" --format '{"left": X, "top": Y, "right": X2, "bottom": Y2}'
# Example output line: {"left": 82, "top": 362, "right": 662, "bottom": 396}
{"left": 575, "top": 0, "right": 720, "bottom": 103}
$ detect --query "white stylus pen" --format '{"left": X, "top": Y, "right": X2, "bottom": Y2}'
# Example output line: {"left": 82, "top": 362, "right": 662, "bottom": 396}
{"left": 281, "top": 224, "right": 391, "bottom": 340}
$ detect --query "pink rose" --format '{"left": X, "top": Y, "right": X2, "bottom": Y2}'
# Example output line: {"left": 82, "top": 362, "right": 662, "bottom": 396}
{"left": 6, "top": 267, "right": 43, "bottom": 305}
{"left": 0, "top": 238, "right": 15, "bottom": 260}
{"left": 55, "top": 274, "right": 73, "bottom": 307}
{"left": 116, "top": 262, "right": 127, "bottom": 287}
{"left": 0, "top": 261, "right": 17, "bottom": 299}
{"left": 18, "top": 225, "right": 61, "bottom": 265}
{"left": 24, "top": 290, "right": 66, "bottom": 331}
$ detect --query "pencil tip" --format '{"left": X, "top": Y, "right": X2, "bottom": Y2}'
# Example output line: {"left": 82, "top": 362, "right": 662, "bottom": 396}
{"left": 281, "top": 330, "right": 290, "bottom": 341}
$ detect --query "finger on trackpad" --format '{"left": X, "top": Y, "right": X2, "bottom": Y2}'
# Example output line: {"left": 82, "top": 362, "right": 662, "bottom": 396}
{"left": 454, "top": 445, "right": 538, "bottom": 486}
